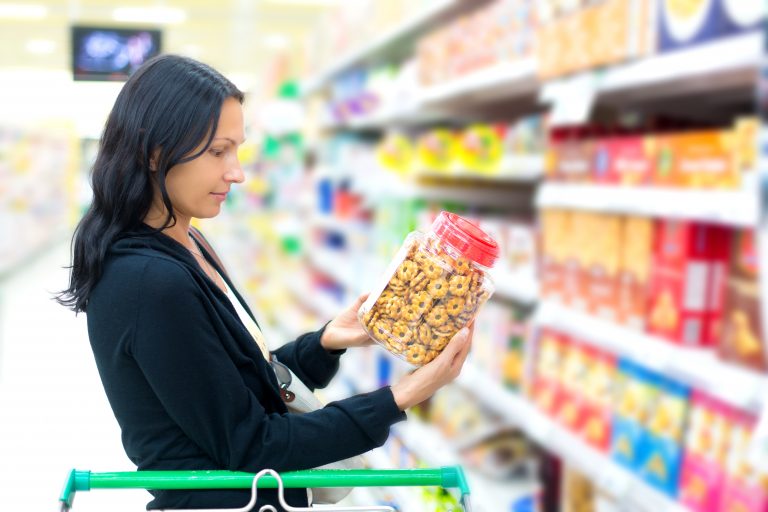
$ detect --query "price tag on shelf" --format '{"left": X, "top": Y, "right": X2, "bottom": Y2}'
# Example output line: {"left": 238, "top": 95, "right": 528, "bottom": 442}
{"left": 541, "top": 72, "right": 599, "bottom": 127}
{"left": 595, "top": 465, "right": 631, "bottom": 500}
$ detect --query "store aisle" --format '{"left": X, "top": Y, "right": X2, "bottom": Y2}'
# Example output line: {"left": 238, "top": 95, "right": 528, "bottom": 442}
{"left": 0, "top": 240, "right": 148, "bottom": 511}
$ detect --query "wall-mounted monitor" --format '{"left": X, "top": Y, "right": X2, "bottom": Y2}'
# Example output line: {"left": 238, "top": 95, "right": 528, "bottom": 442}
{"left": 71, "top": 26, "right": 162, "bottom": 81}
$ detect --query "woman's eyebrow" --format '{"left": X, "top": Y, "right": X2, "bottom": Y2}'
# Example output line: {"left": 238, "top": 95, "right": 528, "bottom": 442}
{"left": 213, "top": 137, "right": 246, "bottom": 145}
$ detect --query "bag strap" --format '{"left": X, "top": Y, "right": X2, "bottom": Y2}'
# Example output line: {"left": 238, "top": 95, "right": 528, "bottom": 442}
{"left": 188, "top": 226, "right": 228, "bottom": 279}
{"left": 190, "top": 226, "right": 273, "bottom": 361}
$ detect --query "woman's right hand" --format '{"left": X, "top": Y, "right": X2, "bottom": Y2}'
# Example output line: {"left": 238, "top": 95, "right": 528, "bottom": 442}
{"left": 390, "top": 326, "right": 473, "bottom": 411}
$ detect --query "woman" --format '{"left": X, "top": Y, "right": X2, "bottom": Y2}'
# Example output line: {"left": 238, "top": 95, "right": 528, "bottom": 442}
{"left": 57, "top": 54, "right": 471, "bottom": 511}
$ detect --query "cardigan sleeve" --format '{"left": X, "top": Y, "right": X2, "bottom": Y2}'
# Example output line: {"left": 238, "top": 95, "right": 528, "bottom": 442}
{"left": 131, "top": 258, "right": 405, "bottom": 473}
{"left": 272, "top": 324, "right": 344, "bottom": 390}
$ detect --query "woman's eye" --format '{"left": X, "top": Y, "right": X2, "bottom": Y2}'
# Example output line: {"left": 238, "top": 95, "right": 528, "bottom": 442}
{"left": 209, "top": 149, "right": 224, "bottom": 157}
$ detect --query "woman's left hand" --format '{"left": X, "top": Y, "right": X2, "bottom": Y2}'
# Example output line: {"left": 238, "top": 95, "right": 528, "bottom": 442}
{"left": 320, "top": 294, "right": 374, "bottom": 351}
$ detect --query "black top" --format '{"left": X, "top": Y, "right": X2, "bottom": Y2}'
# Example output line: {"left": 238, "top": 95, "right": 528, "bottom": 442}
{"left": 86, "top": 225, "right": 405, "bottom": 510}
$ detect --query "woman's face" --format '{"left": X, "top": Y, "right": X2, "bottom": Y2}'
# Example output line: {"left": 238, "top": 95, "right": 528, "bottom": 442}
{"left": 162, "top": 96, "right": 245, "bottom": 220}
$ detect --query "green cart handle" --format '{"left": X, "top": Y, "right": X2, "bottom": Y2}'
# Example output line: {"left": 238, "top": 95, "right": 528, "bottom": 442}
{"left": 59, "top": 466, "right": 471, "bottom": 511}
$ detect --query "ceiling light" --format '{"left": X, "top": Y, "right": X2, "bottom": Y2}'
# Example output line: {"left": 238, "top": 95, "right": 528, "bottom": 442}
{"left": 112, "top": 6, "right": 186, "bottom": 25}
{"left": 0, "top": 3, "right": 47, "bottom": 19}
{"left": 265, "top": 0, "right": 340, "bottom": 5}
{"left": 263, "top": 34, "right": 290, "bottom": 50}
{"left": 26, "top": 39, "right": 56, "bottom": 54}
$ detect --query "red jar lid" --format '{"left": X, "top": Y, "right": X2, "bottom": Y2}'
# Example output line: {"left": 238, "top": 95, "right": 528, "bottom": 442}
{"left": 430, "top": 211, "right": 499, "bottom": 268}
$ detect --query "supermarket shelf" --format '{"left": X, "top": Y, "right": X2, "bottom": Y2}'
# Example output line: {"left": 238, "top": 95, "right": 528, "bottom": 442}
{"left": 457, "top": 363, "right": 688, "bottom": 512}
{"left": 309, "top": 214, "right": 368, "bottom": 239}
{"left": 536, "top": 183, "right": 758, "bottom": 227}
{"left": 302, "top": 0, "right": 491, "bottom": 95}
{"left": 535, "top": 301, "right": 768, "bottom": 414}
{"left": 358, "top": 173, "right": 534, "bottom": 210}
{"left": 490, "top": 270, "right": 539, "bottom": 305}
{"left": 417, "top": 58, "right": 538, "bottom": 107}
{"left": 310, "top": 250, "right": 355, "bottom": 289}
{"left": 345, "top": 107, "right": 450, "bottom": 130}
{"left": 596, "top": 32, "right": 761, "bottom": 101}
{"left": 393, "top": 420, "right": 540, "bottom": 512}
{"left": 415, "top": 155, "right": 545, "bottom": 183}
{"left": 285, "top": 278, "right": 342, "bottom": 320}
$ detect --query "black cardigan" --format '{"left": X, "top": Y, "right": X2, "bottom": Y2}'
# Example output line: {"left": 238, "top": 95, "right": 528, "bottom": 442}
{"left": 86, "top": 225, "right": 405, "bottom": 510}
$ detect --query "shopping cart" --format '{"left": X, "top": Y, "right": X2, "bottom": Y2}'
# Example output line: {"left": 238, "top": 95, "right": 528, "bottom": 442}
{"left": 58, "top": 466, "right": 472, "bottom": 512}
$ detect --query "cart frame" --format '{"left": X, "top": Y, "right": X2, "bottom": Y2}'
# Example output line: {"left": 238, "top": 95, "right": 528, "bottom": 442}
{"left": 59, "top": 466, "right": 472, "bottom": 512}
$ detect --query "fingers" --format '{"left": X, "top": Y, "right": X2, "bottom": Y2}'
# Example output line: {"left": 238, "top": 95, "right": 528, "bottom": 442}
{"left": 436, "top": 327, "right": 470, "bottom": 361}
{"left": 453, "top": 331, "right": 472, "bottom": 367}
{"left": 352, "top": 293, "right": 370, "bottom": 309}
{"left": 466, "top": 321, "right": 475, "bottom": 340}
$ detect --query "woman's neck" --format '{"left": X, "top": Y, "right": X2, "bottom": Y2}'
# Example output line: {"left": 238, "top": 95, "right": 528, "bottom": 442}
{"left": 143, "top": 208, "right": 192, "bottom": 248}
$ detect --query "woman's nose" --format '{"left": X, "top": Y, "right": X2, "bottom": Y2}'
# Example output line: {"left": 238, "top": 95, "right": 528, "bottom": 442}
{"left": 225, "top": 157, "right": 245, "bottom": 183}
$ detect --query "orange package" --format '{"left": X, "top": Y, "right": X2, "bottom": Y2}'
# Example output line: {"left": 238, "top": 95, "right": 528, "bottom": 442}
{"left": 617, "top": 216, "right": 654, "bottom": 331}
{"left": 654, "top": 130, "right": 739, "bottom": 189}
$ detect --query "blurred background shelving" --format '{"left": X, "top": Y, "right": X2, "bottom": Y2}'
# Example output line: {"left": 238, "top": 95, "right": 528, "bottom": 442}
{"left": 223, "top": 1, "right": 768, "bottom": 511}
{"left": 3, "top": 1, "right": 768, "bottom": 511}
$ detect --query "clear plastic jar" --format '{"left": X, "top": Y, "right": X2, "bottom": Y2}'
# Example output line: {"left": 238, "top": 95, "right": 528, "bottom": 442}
{"left": 358, "top": 211, "right": 499, "bottom": 366}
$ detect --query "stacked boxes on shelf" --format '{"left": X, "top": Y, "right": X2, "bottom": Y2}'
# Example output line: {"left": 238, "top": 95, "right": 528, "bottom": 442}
{"left": 536, "top": 0, "right": 654, "bottom": 79}
{"left": 539, "top": 210, "right": 767, "bottom": 372}
{"left": 546, "top": 118, "right": 758, "bottom": 190}
{"left": 646, "top": 221, "right": 730, "bottom": 349}
{"left": 680, "top": 393, "right": 768, "bottom": 511}
{"left": 376, "top": 114, "right": 547, "bottom": 177}
{"left": 298, "top": 1, "right": 767, "bottom": 510}
{"left": 529, "top": 330, "right": 768, "bottom": 506}
{"left": 417, "top": 0, "right": 536, "bottom": 87}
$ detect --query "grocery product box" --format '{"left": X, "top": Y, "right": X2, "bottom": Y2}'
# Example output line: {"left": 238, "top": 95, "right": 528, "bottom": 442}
{"left": 376, "top": 132, "right": 414, "bottom": 175}
{"left": 507, "top": 223, "right": 538, "bottom": 280}
{"left": 719, "top": 0, "right": 764, "bottom": 36}
{"left": 537, "top": 0, "right": 652, "bottom": 79}
{"left": 718, "top": 229, "right": 765, "bottom": 371}
{"left": 547, "top": 129, "right": 594, "bottom": 182}
{"left": 719, "top": 411, "right": 768, "bottom": 512}
{"left": 502, "top": 307, "right": 529, "bottom": 391}
{"left": 638, "top": 374, "right": 690, "bottom": 497}
{"left": 556, "top": 339, "right": 591, "bottom": 433}
{"left": 562, "top": 466, "right": 597, "bottom": 512}
{"left": 416, "top": 129, "right": 457, "bottom": 173}
{"left": 586, "top": 215, "right": 622, "bottom": 322}
{"left": 654, "top": 130, "right": 739, "bottom": 189}
{"left": 562, "top": 212, "right": 593, "bottom": 311}
{"left": 540, "top": 209, "right": 570, "bottom": 303}
{"left": 505, "top": 114, "right": 548, "bottom": 156}
{"left": 611, "top": 360, "right": 655, "bottom": 471}
{"left": 734, "top": 117, "right": 759, "bottom": 179}
{"left": 593, "top": 135, "right": 655, "bottom": 185}
{"left": 679, "top": 392, "right": 731, "bottom": 512}
{"left": 659, "top": 0, "right": 764, "bottom": 53}
{"left": 456, "top": 124, "right": 505, "bottom": 174}
{"left": 531, "top": 329, "right": 567, "bottom": 416}
{"left": 617, "top": 216, "right": 654, "bottom": 330}
{"left": 647, "top": 220, "right": 731, "bottom": 348}
{"left": 579, "top": 347, "right": 616, "bottom": 451}
{"left": 658, "top": 0, "right": 723, "bottom": 52}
